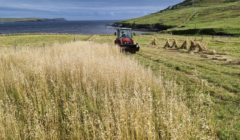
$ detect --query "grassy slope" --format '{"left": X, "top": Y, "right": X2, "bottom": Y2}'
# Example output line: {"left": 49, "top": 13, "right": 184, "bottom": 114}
{"left": 91, "top": 34, "right": 240, "bottom": 140}
{"left": 118, "top": 0, "right": 240, "bottom": 35}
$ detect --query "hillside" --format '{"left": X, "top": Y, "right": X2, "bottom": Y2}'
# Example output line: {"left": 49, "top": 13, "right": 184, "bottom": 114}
{"left": 117, "top": 0, "right": 240, "bottom": 35}
{"left": 0, "top": 18, "right": 67, "bottom": 22}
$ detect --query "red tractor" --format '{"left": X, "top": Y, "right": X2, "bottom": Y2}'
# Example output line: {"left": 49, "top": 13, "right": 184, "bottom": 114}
{"left": 114, "top": 28, "right": 140, "bottom": 53}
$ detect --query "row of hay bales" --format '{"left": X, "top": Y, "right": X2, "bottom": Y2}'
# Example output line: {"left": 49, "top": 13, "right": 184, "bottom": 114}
{"left": 150, "top": 38, "right": 240, "bottom": 64}
{"left": 151, "top": 38, "right": 219, "bottom": 55}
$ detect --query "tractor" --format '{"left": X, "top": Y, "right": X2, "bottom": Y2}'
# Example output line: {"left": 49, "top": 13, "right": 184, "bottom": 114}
{"left": 114, "top": 28, "right": 140, "bottom": 53}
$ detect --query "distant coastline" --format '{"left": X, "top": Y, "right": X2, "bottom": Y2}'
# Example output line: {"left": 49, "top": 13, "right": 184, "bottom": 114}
{"left": 0, "top": 20, "right": 150, "bottom": 35}
{"left": 0, "top": 18, "right": 67, "bottom": 22}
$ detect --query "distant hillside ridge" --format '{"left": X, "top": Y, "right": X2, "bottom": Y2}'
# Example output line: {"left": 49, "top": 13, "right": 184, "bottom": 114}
{"left": 117, "top": 0, "right": 240, "bottom": 35}
{"left": 0, "top": 18, "right": 67, "bottom": 22}
{"left": 179, "top": 0, "right": 240, "bottom": 6}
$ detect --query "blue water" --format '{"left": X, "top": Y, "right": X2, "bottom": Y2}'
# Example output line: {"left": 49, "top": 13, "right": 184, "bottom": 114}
{"left": 0, "top": 20, "right": 148, "bottom": 34}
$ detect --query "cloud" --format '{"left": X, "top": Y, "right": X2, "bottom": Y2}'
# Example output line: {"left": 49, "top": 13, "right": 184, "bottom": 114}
{"left": 0, "top": 0, "right": 183, "bottom": 20}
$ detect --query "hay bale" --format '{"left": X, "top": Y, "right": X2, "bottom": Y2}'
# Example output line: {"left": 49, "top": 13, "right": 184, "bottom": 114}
{"left": 171, "top": 39, "right": 179, "bottom": 49}
{"left": 196, "top": 42, "right": 207, "bottom": 52}
{"left": 189, "top": 40, "right": 197, "bottom": 51}
{"left": 212, "top": 57, "right": 227, "bottom": 61}
{"left": 189, "top": 40, "right": 208, "bottom": 52}
{"left": 217, "top": 52, "right": 227, "bottom": 55}
{"left": 202, "top": 50, "right": 215, "bottom": 55}
{"left": 201, "top": 49, "right": 226, "bottom": 55}
{"left": 163, "top": 39, "right": 171, "bottom": 49}
{"left": 151, "top": 38, "right": 157, "bottom": 45}
{"left": 212, "top": 50, "right": 217, "bottom": 55}
{"left": 228, "top": 59, "right": 240, "bottom": 65}
{"left": 178, "top": 39, "right": 188, "bottom": 50}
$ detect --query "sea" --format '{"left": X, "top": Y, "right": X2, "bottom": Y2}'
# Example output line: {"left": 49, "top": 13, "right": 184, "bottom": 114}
{"left": 0, "top": 20, "right": 149, "bottom": 35}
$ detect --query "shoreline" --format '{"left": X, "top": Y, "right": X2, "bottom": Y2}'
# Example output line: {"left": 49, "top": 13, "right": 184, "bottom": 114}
{"left": 131, "top": 28, "right": 159, "bottom": 32}
{"left": 106, "top": 25, "right": 158, "bottom": 33}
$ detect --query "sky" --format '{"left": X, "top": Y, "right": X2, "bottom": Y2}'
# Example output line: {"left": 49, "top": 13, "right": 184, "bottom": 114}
{"left": 0, "top": 0, "right": 184, "bottom": 20}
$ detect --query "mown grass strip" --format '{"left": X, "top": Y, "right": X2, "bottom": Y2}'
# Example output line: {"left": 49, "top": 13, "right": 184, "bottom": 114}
{"left": 134, "top": 46, "right": 240, "bottom": 140}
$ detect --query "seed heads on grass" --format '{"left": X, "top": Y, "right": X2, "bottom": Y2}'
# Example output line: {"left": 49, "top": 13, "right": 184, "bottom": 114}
{"left": 0, "top": 41, "right": 216, "bottom": 139}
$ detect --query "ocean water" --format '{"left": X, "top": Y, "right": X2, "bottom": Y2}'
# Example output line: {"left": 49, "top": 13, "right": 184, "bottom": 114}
{"left": 0, "top": 20, "right": 148, "bottom": 34}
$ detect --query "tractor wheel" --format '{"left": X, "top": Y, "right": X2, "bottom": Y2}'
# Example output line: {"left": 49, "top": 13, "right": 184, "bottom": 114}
{"left": 131, "top": 51, "right": 136, "bottom": 54}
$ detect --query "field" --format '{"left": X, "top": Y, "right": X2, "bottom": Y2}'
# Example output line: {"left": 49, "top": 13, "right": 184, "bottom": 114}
{"left": 0, "top": 34, "right": 216, "bottom": 139}
{"left": 0, "top": 33, "right": 240, "bottom": 139}
{"left": 0, "top": 33, "right": 92, "bottom": 49}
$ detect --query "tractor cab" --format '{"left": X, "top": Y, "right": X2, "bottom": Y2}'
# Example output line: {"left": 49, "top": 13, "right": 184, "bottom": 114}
{"left": 118, "top": 29, "right": 132, "bottom": 39}
{"left": 114, "top": 28, "right": 139, "bottom": 53}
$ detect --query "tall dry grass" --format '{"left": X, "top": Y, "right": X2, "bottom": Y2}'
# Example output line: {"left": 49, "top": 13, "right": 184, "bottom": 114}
{"left": 0, "top": 41, "right": 216, "bottom": 139}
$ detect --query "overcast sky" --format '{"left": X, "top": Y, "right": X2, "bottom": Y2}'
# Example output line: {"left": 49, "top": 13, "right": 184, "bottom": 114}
{"left": 0, "top": 0, "right": 184, "bottom": 20}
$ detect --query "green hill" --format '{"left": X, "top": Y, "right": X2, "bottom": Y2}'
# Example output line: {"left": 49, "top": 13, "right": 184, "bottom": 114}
{"left": 117, "top": 0, "right": 240, "bottom": 35}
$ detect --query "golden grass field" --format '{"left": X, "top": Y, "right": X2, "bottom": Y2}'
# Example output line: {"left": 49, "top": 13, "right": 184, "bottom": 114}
{"left": 0, "top": 40, "right": 216, "bottom": 139}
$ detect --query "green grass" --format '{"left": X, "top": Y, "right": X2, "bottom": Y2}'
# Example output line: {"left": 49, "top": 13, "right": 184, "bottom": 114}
{"left": 117, "top": 0, "right": 240, "bottom": 35}
{"left": 0, "top": 34, "right": 92, "bottom": 49}
{"left": 134, "top": 35, "right": 240, "bottom": 140}
{"left": 134, "top": 46, "right": 240, "bottom": 140}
